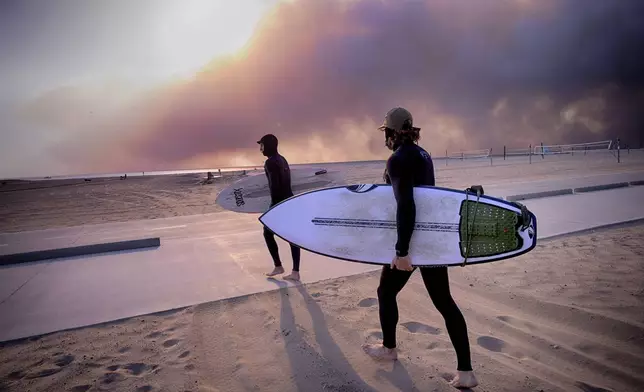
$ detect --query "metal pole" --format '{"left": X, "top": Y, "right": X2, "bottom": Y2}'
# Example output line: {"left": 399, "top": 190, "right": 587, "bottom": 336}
{"left": 541, "top": 142, "right": 544, "bottom": 159}
{"left": 617, "top": 138, "right": 621, "bottom": 163}
{"left": 529, "top": 144, "right": 532, "bottom": 164}
{"left": 503, "top": 145, "right": 506, "bottom": 160}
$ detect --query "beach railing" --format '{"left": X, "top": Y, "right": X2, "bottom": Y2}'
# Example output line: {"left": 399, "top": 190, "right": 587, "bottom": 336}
{"left": 532, "top": 140, "right": 613, "bottom": 156}
{"left": 444, "top": 148, "right": 493, "bottom": 166}
{"left": 445, "top": 148, "right": 492, "bottom": 160}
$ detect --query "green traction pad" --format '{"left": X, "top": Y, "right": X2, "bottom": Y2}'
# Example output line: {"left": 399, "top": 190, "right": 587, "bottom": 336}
{"left": 458, "top": 200, "right": 521, "bottom": 258}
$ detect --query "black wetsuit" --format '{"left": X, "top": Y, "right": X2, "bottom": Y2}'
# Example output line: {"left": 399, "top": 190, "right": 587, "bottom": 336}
{"left": 264, "top": 153, "right": 294, "bottom": 206}
{"left": 380, "top": 141, "right": 472, "bottom": 371}
{"left": 262, "top": 150, "right": 301, "bottom": 271}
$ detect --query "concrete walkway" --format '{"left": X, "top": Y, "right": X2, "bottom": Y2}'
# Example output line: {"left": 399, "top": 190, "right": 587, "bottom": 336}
{"left": 2, "top": 171, "right": 643, "bottom": 257}
{"left": 1, "top": 178, "right": 643, "bottom": 342}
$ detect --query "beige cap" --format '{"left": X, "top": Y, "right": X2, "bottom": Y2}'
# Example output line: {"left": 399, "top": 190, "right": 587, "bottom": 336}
{"left": 378, "top": 107, "right": 416, "bottom": 132}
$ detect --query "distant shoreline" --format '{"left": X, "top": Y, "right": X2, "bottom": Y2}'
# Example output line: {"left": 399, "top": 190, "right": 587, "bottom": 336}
{"left": 0, "top": 159, "right": 387, "bottom": 182}
{"left": 3, "top": 148, "right": 639, "bottom": 182}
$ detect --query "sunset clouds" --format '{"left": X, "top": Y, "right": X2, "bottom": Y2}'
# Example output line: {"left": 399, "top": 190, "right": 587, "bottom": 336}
{"left": 2, "top": 0, "right": 643, "bottom": 177}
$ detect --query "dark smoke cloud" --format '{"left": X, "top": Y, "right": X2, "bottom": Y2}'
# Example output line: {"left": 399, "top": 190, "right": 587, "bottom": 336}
{"left": 23, "top": 0, "right": 644, "bottom": 172}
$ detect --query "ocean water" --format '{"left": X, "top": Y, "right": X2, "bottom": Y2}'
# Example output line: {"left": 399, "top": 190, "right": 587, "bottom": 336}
{"left": 10, "top": 148, "right": 621, "bottom": 182}
{"left": 15, "top": 160, "right": 389, "bottom": 182}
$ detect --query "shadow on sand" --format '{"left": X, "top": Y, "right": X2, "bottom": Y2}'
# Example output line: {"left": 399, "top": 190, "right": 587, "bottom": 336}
{"left": 267, "top": 277, "right": 417, "bottom": 391}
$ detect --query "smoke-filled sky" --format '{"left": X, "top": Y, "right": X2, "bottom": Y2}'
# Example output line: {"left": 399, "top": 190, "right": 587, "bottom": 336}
{"left": 1, "top": 0, "right": 643, "bottom": 178}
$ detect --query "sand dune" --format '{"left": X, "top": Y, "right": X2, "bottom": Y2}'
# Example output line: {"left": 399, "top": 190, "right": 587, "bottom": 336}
{"left": 1, "top": 223, "right": 642, "bottom": 392}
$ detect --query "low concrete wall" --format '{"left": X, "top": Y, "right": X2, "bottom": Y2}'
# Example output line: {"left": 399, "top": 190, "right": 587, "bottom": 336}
{"left": 505, "top": 188, "right": 573, "bottom": 202}
{"left": 506, "top": 179, "right": 644, "bottom": 202}
{"left": 0, "top": 237, "right": 161, "bottom": 266}
{"left": 573, "top": 182, "right": 630, "bottom": 193}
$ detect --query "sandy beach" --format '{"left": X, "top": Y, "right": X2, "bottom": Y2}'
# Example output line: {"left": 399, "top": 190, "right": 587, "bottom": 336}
{"left": 3, "top": 0, "right": 644, "bottom": 389}
{"left": 1, "top": 222, "right": 643, "bottom": 392}
{"left": 1, "top": 151, "right": 643, "bottom": 233}
{"left": 1, "top": 151, "right": 644, "bottom": 392}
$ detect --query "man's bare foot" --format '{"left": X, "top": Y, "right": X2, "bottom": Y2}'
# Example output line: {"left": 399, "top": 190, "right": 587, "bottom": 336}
{"left": 265, "top": 266, "right": 284, "bottom": 277}
{"left": 283, "top": 271, "right": 300, "bottom": 281}
{"left": 362, "top": 343, "right": 398, "bottom": 361}
{"left": 449, "top": 370, "right": 478, "bottom": 389}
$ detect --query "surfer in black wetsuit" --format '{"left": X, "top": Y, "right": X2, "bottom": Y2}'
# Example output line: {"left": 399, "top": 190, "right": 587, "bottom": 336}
{"left": 362, "top": 107, "right": 478, "bottom": 389}
{"left": 257, "top": 134, "right": 301, "bottom": 281}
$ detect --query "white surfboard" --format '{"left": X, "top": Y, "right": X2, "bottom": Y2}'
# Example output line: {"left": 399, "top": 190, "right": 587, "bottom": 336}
{"left": 259, "top": 184, "right": 537, "bottom": 267}
{"left": 215, "top": 167, "right": 346, "bottom": 213}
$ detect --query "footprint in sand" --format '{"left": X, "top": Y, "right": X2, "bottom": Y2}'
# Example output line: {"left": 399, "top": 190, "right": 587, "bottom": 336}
{"left": 18, "top": 353, "right": 75, "bottom": 380}
{"left": 7, "top": 371, "right": 24, "bottom": 380}
{"left": 427, "top": 342, "right": 440, "bottom": 350}
{"left": 575, "top": 381, "right": 614, "bottom": 392}
{"left": 124, "top": 363, "right": 150, "bottom": 376}
{"left": 28, "top": 368, "right": 63, "bottom": 379}
{"left": 358, "top": 298, "right": 378, "bottom": 307}
{"left": 70, "top": 385, "right": 92, "bottom": 392}
{"left": 401, "top": 321, "right": 441, "bottom": 335}
{"left": 136, "top": 385, "right": 154, "bottom": 392}
{"left": 85, "top": 362, "right": 103, "bottom": 369}
{"left": 101, "top": 362, "right": 158, "bottom": 386}
{"left": 477, "top": 336, "right": 526, "bottom": 360}
{"left": 145, "top": 331, "right": 164, "bottom": 339}
{"left": 179, "top": 351, "right": 191, "bottom": 359}
{"left": 118, "top": 346, "right": 131, "bottom": 354}
{"left": 101, "top": 372, "right": 127, "bottom": 385}
{"left": 163, "top": 339, "right": 180, "bottom": 348}
{"left": 477, "top": 336, "right": 505, "bottom": 352}
{"left": 316, "top": 288, "right": 339, "bottom": 299}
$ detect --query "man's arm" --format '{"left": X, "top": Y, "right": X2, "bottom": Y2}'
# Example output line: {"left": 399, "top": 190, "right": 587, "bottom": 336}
{"left": 387, "top": 155, "right": 415, "bottom": 257}
{"left": 265, "top": 159, "right": 282, "bottom": 204}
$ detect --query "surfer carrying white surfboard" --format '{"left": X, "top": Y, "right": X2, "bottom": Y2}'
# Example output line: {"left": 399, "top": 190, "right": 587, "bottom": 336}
{"left": 257, "top": 134, "right": 302, "bottom": 281}
{"left": 362, "top": 107, "right": 479, "bottom": 389}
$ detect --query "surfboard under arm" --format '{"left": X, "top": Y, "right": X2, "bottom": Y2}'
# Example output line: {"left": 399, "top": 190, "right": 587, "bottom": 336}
{"left": 259, "top": 184, "right": 537, "bottom": 267}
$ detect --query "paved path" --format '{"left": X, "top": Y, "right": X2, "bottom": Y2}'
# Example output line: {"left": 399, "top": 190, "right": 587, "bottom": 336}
{"left": 2, "top": 171, "right": 643, "bottom": 256}
{"left": 0, "top": 179, "right": 643, "bottom": 342}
